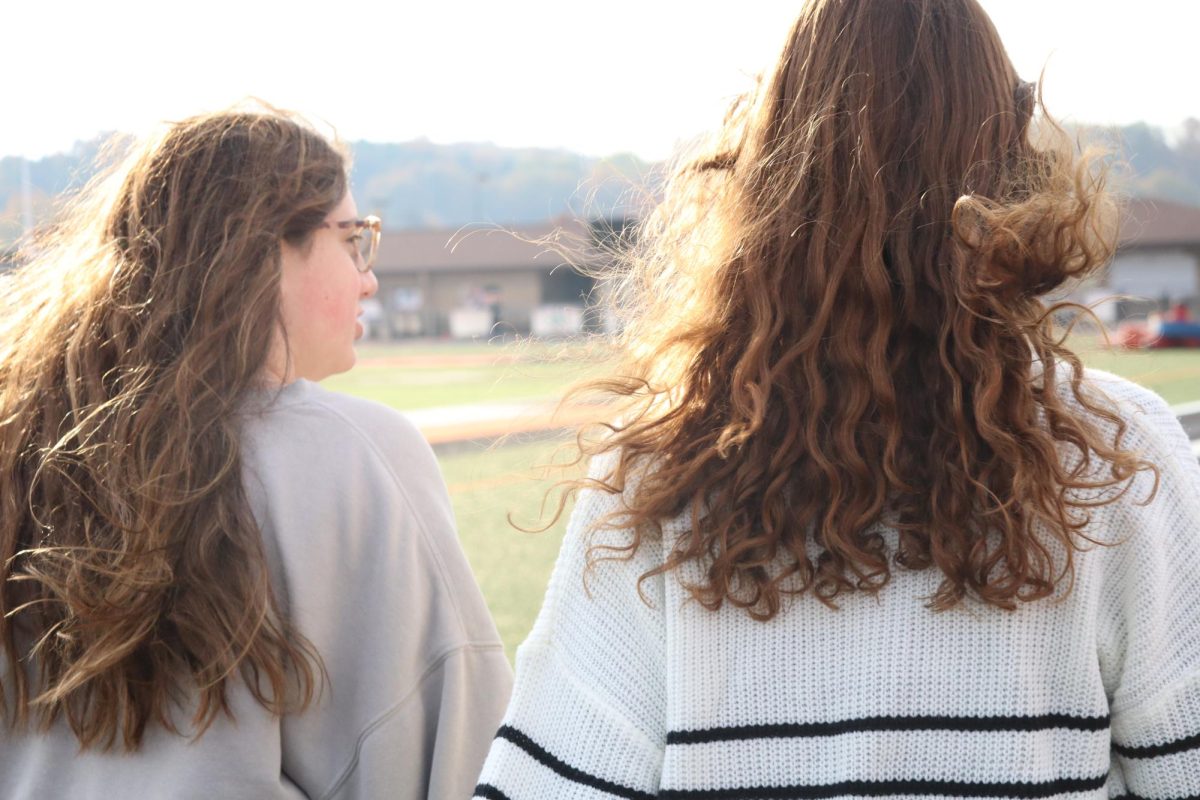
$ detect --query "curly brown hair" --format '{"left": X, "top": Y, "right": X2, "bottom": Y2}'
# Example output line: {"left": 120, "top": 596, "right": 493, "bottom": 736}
{"left": 0, "top": 106, "right": 343, "bottom": 749}
{"left": 562, "top": 0, "right": 1154, "bottom": 617}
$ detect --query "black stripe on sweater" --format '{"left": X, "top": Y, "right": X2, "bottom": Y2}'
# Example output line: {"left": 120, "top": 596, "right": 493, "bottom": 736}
{"left": 1111, "top": 794, "right": 1200, "bottom": 800}
{"left": 473, "top": 785, "right": 513, "bottom": 800}
{"left": 493, "top": 724, "right": 657, "bottom": 800}
{"left": 657, "top": 773, "right": 1109, "bottom": 799}
{"left": 666, "top": 712, "right": 1110, "bottom": 745}
{"left": 1114, "top": 728, "right": 1200, "bottom": 759}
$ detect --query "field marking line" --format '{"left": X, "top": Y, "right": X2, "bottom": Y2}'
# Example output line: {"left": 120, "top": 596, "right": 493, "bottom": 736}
{"left": 1130, "top": 365, "right": 1200, "bottom": 383}
{"left": 419, "top": 403, "right": 603, "bottom": 445}
{"left": 356, "top": 353, "right": 524, "bottom": 369}
{"left": 1171, "top": 400, "right": 1200, "bottom": 416}
{"left": 1169, "top": 401, "right": 1200, "bottom": 460}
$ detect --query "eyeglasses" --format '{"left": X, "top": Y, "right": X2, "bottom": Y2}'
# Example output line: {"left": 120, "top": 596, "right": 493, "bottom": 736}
{"left": 320, "top": 215, "right": 382, "bottom": 272}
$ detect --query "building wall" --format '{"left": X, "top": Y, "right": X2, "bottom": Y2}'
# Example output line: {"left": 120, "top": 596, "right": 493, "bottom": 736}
{"left": 374, "top": 275, "right": 427, "bottom": 337}
{"left": 1108, "top": 247, "right": 1200, "bottom": 302}
{"left": 375, "top": 269, "right": 544, "bottom": 336}
{"left": 433, "top": 269, "right": 541, "bottom": 335}
{"left": 1070, "top": 246, "right": 1200, "bottom": 323}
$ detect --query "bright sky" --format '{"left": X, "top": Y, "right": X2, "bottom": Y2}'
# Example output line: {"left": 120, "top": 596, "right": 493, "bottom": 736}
{"left": 4, "top": 0, "right": 1196, "bottom": 161}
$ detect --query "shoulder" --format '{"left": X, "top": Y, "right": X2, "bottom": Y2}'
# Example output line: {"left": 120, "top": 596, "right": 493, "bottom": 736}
{"left": 1071, "top": 367, "right": 1173, "bottom": 418}
{"left": 238, "top": 381, "right": 453, "bottom": 559}
{"left": 261, "top": 379, "right": 427, "bottom": 451}
{"left": 1060, "top": 367, "right": 1194, "bottom": 467}
{"left": 240, "top": 382, "right": 496, "bottom": 637}
{"left": 532, "top": 452, "right": 667, "bottom": 638}
{"left": 1078, "top": 375, "right": 1200, "bottom": 714}
{"left": 237, "top": 386, "right": 507, "bottom": 709}
{"left": 241, "top": 380, "right": 436, "bottom": 483}
{"left": 518, "top": 454, "right": 668, "bottom": 731}
{"left": 1071, "top": 367, "right": 1200, "bottom": 565}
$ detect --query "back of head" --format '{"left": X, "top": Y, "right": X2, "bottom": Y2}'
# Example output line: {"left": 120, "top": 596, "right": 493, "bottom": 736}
{"left": 102, "top": 110, "right": 347, "bottom": 372}
{"left": 736, "top": 0, "right": 1093, "bottom": 308}
{"left": 0, "top": 105, "right": 344, "bottom": 749}
{"left": 577, "top": 0, "right": 1148, "bottom": 615}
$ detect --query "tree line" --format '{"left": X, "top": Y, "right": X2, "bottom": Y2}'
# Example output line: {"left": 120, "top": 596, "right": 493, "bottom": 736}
{"left": 2, "top": 121, "right": 1198, "bottom": 249}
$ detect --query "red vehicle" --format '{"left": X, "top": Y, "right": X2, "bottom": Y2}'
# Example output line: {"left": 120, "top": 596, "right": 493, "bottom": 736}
{"left": 1116, "top": 311, "right": 1200, "bottom": 349}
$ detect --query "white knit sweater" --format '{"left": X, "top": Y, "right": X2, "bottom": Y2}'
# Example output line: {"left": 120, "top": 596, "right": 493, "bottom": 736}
{"left": 474, "top": 370, "right": 1200, "bottom": 800}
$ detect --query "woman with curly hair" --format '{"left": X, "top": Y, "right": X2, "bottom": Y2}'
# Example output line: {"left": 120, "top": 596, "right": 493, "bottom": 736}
{"left": 0, "top": 107, "right": 511, "bottom": 798}
{"left": 474, "top": 1, "right": 1200, "bottom": 797}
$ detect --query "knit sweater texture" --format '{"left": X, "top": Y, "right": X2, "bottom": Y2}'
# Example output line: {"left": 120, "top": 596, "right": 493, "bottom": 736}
{"left": 474, "top": 370, "right": 1200, "bottom": 800}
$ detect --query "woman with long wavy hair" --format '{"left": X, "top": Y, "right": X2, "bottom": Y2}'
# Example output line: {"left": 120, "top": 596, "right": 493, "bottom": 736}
{"left": 0, "top": 107, "right": 511, "bottom": 799}
{"left": 474, "top": 1, "right": 1200, "bottom": 797}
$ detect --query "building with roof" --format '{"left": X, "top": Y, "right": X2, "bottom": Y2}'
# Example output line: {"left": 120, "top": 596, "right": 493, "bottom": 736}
{"left": 369, "top": 217, "right": 621, "bottom": 339}
{"left": 1106, "top": 197, "right": 1200, "bottom": 315}
{"left": 369, "top": 197, "right": 1200, "bottom": 340}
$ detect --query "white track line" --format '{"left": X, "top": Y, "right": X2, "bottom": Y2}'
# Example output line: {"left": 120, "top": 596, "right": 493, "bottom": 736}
{"left": 1174, "top": 402, "right": 1200, "bottom": 460}
{"left": 1172, "top": 400, "right": 1200, "bottom": 417}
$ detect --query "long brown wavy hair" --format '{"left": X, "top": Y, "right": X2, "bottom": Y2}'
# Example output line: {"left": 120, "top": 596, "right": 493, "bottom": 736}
{"left": 564, "top": 0, "right": 1154, "bottom": 617}
{"left": 0, "top": 107, "right": 343, "bottom": 749}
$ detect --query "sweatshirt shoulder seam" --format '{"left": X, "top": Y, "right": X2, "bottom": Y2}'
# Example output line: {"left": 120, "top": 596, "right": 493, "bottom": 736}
{"left": 293, "top": 392, "right": 475, "bottom": 638}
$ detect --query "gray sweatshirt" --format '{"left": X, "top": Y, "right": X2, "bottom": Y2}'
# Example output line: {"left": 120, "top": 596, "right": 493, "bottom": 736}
{"left": 0, "top": 379, "right": 513, "bottom": 799}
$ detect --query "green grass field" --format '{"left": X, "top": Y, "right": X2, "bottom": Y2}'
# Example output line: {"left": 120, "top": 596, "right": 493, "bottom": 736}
{"left": 324, "top": 341, "right": 612, "bottom": 410}
{"left": 1070, "top": 344, "right": 1200, "bottom": 406}
{"left": 332, "top": 340, "right": 1200, "bottom": 661}
{"left": 439, "top": 438, "right": 579, "bottom": 658}
{"left": 327, "top": 358, "right": 575, "bottom": 410}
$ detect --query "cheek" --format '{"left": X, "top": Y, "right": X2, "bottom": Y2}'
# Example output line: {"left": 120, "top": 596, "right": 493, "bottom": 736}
{"left": 304, "top": 283, "right": 355, "bottom": 323}
{"left": 284, "top": 269, "right": 358, "bottom": 330}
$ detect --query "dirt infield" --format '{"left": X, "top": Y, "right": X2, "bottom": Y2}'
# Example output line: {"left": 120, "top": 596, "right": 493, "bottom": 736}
{"left": 416, "top": 397, "right": 1200, "bottom": 463}
{"left": 415, "top": 401, "right": 605, "bottom": 446}
{"left": 356, "top": 353, "right": 523, "bottom": 369}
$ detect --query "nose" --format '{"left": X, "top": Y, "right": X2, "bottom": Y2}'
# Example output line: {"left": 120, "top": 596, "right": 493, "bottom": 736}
{"left": 361, "top": 267, "right": 379, "bottom": 299}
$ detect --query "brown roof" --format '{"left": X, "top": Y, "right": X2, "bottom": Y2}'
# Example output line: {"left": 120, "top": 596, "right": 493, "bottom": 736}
{"left": 1120, "top": 197, "right": 1200, "bottom": 248}
{"left": 372, "top": 217, "right": 597, "bottom": 275}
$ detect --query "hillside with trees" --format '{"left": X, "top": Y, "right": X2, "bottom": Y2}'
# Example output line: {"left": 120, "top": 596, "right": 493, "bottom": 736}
{"left": 3, "top": 120, "right": 1198, "bottom": 249}
{"left": 0, "top": 137, "right": 651, "bottom": 250}
{"left": 1116, "top": 119, "right": 1200, "bottom": 206}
